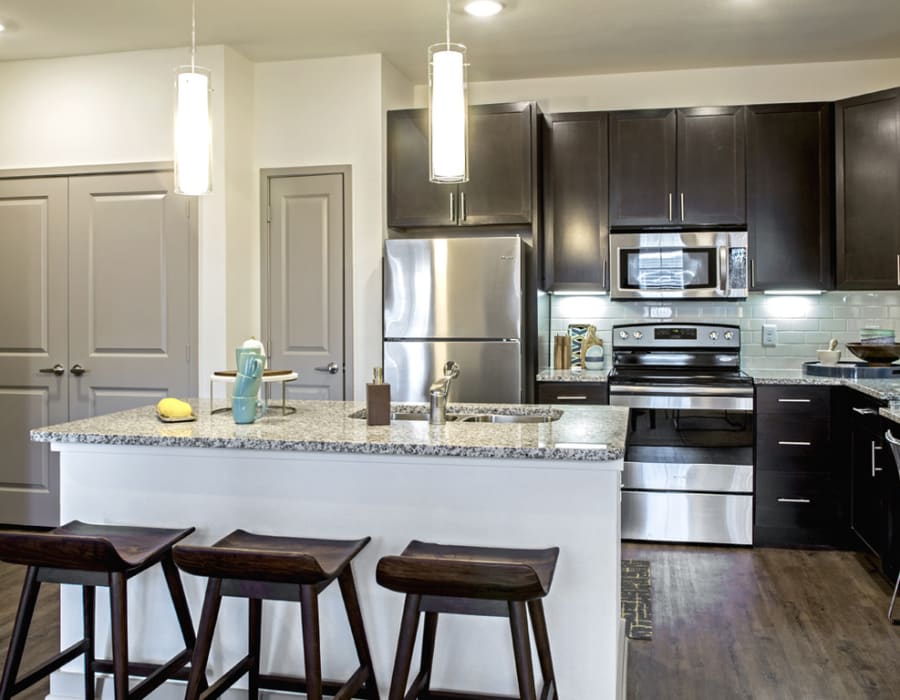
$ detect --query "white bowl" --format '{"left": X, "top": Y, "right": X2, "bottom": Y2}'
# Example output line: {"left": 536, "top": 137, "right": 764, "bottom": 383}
{"left": 817, "top": 349, "right": 841, "bottom": 365}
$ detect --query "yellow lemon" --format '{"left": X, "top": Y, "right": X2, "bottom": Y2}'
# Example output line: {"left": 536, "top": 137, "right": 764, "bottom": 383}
{"left": 157, "top": 397, "right": 193, "bottom": 418}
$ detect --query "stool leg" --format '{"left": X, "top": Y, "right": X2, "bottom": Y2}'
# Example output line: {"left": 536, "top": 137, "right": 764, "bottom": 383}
{"left": 337, "top": 567, "right": 379, "bottom": 699}
{"left": 0, "top": 566, "right": 41, "bottom": 700}
{"left": 508, "top": 601, "right": 537, "bottom": 700}
{"left": 83, "top": 586, "right": 96, "bottom": 700}
{"left": 248, "top": 598, "right": 262, "bottom": 698}
{"left": 161, "top": 555, "right": 197, "bottom": 651}
{"left": 388, "top": 593, "right": 421, "bottom": 700}
{"left": 185, "top": 578, "right": 222, "bottom": 700}
{"left": 419, "top": 611, "right": 439, "bottom": 694}
{"left": 108, "top": 572, "right": 129, "bottom": 700}
{"left": 299, "top": 585, "right": 322, "bottom": 700}
{"left": 527, "top": 600, "right": 557, "bottom": 699}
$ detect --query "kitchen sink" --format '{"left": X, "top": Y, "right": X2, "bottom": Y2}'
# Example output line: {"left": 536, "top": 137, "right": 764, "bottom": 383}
{"left": 350, "top": 409, "right": 560, "bottom": 424}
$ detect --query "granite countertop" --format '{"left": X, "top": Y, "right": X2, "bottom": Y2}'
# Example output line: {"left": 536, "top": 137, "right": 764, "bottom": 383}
{"left": 31, "top": 399, "right": 628, "bottom": 463}
{"left": 536, "top": 368, "right": 609, "bottom": 382}
{"left": 747, "top": 369, "right": 900, "bottom": 402}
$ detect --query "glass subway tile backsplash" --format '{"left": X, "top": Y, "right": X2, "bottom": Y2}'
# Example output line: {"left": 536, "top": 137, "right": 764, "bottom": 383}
{"left": 548, "top": 291, "right": 900, "bottom": 371}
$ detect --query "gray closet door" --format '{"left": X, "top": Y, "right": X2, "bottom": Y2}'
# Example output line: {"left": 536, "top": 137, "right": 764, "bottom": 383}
{"left": 68, "top": 172, "right": 193, "bottom": 419}
{"left": 266, "top": 173, "right": 346, "bottom": 400}
{"left": 0, "top": 178, "right": 68, "bottom": 526}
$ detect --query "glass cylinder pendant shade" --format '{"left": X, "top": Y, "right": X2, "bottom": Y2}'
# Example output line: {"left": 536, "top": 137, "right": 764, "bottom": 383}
{"left": 428, "top": 43, "right": 468, "bottom": 184}
{"left": 174, "top": 65, "right": 212, "bottom": 195}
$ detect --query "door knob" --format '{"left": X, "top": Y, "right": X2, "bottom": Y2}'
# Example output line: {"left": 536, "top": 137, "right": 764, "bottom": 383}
{"left": 70, "top": 364, "right": 87, "bottom": 376}
{"left": 39, "top": 364, "right": 65, "bottom": 377}
{"left": 314, "top": 362, "right": 340, "bottom": 375}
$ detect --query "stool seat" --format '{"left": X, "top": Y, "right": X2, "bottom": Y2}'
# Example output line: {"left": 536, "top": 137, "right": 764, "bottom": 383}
{"left": 174, "top": 529, "right": 370, "bottom": 585}
{"left": 0, "top": 520, "right": 194, "bottom": 574}
{"left": 376, "top": 540, "right": 559, "bottom": 601}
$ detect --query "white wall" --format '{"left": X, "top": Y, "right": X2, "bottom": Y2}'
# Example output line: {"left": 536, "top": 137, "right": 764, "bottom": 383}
{"left": 255, "top": 54, "right": 386, "bottom": 399}
{"left": 413, "top": 57, "right": 900, "bottom": 111}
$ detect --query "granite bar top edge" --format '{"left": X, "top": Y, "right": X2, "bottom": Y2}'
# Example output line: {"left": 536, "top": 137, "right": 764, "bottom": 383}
{"left": 536, "top": 369, "right": 609, "bottom": 382}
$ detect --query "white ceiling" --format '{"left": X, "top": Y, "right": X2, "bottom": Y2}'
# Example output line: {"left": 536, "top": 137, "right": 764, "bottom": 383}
{"left": 0, "top": 0, "right": 898, "bottom": 82}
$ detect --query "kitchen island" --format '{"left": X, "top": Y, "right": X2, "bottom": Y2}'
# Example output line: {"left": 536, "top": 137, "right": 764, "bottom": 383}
{"left": 32, "top": 400, "right": 628, "bottom": 700}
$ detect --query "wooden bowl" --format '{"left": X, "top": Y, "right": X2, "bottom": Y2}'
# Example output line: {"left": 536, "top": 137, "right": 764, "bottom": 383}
{"left": 846, "top": 342, "right": 900, "bottom": 365}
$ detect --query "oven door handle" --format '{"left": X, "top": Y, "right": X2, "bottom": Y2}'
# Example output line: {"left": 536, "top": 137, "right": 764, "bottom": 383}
{"left": 610, "top": 384, "right": 754, "bottom": 396}
{"left": 610, "top": 391, "right": 754, "bottom": 411}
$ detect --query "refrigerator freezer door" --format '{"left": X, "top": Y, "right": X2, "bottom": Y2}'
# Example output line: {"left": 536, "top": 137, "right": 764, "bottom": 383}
{"left": 385, "top": 341, "right": 522, "bottom": 404}
{"left": 384, "top": 237, "right": 523, "bottom": 340}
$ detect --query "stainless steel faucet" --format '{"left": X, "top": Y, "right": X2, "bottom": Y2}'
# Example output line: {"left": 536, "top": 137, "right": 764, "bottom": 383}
{"left": 429, "top": 361, "right": 460, "bottom": 425}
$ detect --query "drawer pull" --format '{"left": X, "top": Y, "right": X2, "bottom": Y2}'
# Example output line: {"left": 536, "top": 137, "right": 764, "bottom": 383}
{"left": 777, "top": 398, "right": 811, "bottom": 403}
{"left": 778, "top": 441, "right": 812, "bottom": 447}
{"left": 556, "top": 395, "right": 588, "bottom": 401}
{"left": 777, "top": 498, "right": 811, "bottom": 504}
{"left": 853, "top": 407, "right": 878, "bottom": 415}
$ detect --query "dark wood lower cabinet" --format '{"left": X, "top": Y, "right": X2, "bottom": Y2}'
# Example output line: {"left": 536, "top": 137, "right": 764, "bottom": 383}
{"left": 754, "top": 385, "right": 842, "bottom": 548}
{"left": 536, "top": 381, "right": 608, "bottom": 405}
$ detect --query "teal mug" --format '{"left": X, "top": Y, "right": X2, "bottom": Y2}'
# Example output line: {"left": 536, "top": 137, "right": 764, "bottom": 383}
{"left": 236, "top": 348, "right": 264, "bottom": 378}
{"left": 232, "top": 396, "right": 266, "bottom": 424}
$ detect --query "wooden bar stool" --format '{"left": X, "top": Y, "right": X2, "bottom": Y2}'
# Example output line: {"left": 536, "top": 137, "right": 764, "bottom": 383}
{"left": 173, "top": 529, "right": 379, "bottom": 700}
{"left": 376, "top": 540, "right": 560, "bottom": 700}
{"left": 0, "top": 520, "right": 197, "bottom": 700}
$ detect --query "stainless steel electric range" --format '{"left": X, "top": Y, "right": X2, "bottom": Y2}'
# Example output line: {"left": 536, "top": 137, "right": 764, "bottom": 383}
{"left": 609, "top": 322, "right": 754, "bottom": 545}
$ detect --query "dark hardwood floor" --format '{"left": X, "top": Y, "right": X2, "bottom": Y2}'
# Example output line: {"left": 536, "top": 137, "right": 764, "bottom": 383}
{"left": 624, "top": 543, "right": 900, "bottom": 700}
{"left": 0, "top": 561, "right": 59, "bottom": 700}
{"left": 3, "top": 548, "right": 899, "bottom": 699}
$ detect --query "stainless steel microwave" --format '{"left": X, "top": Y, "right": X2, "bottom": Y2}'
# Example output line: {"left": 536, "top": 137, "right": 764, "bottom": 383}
{"left": 609, "top": 231, "right": 748, "bottom": 300}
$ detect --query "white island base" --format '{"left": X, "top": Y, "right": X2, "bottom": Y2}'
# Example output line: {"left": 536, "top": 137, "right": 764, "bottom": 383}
{"left": 48, "top": 443, "right": 624, "bottom": 700}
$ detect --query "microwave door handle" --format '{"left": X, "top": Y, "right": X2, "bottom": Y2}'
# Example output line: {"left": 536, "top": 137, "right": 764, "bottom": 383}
{"left": 719, "top": 246, "right": 729, "bottom": 297}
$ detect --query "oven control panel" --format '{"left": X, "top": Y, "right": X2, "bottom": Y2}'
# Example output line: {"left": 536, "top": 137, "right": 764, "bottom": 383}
{"left": 613, "top": 323, "right": 741, "bottom": 350}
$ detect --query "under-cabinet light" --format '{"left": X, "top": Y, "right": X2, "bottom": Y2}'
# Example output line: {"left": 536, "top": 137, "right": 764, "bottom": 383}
{"left": 762, "top": 290, "right": 825, "bottom": 296}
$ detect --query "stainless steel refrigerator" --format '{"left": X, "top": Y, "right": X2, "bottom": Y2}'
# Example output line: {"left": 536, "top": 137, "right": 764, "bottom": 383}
{"left": 384, "top": 236, "right": 529, "bottom": 404}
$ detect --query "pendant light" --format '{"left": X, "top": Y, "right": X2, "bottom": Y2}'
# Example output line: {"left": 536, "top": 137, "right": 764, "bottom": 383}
{"left": 174, "top": 0, "right": 211, "bottom": 195}
{"left": 428, "top": 0, "right": 468, "bottom": 183}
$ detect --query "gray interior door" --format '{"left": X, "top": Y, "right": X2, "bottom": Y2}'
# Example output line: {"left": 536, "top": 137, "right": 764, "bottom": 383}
{"left": 0, "top": 178, "right": 68, "bottom": 526}
{"left": 265, "top": 173, "right": 346, "bottom": 400}
{"left": 68, "top": 172, "right": 194, "bottom": 420}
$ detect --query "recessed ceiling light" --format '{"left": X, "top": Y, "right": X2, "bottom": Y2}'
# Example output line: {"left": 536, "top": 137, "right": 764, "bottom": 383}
{"left": 464, "top": 1, "right": 504, "bottom": 17}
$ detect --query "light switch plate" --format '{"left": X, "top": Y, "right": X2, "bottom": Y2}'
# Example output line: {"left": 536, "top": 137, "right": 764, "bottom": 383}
{"left": 762, "top": 323, "right": 777, "bottom": 347}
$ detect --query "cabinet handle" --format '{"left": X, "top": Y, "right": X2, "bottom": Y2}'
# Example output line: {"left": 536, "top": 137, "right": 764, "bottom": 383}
{"left": 896, "top": 254, "right": 899, "bottom": 286}
{"left": 668, "top": 193, "right": 673, "bottom": 222}
{"left": 602, "top": 258, "right": 609, "bottom": 289}
{"left": 556, "top": 395, "right": 588, "bottom": 401}
{"left": 778, "top": 398, "right": 810, "bottom": 403}
{"left": 750, "top": 259, "right": 756, "bottom": 288}
{"left": 460, "top": 191, "right": 467, "bottom": 222}
{"left": 449, "top": 192, "right": 455, "bottom": 222}
{"left": 778, "top": 441, "right": 811, "bottom": 446}
{"left": 680, "top": 192, "right": 685, "bottom": 221}
{"left": 872, "top": 440, "right": 883, "bottom": 476}
{"left": 852, "top": 407, "right": 878, "bottom": 415}
{"left": 777, "top": 498, "right": 811, "bottom": 504}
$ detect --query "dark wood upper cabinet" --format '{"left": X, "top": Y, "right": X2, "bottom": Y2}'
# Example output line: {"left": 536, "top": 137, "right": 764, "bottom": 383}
{"left": 542, "top": 112, "right": 609, "bottom": 291}
{"left": 608, "top": 109, "right": 676, "bottom": 227}
{"left": 836, "top": 87, "right": 900, "bottom": 289}
{"left": 609, "top": 107, "right": 746, "bottom": 228}
{"left": 747, "top": 103, "right": 834, "bottom": 291}
{"left": 387, "top": 102, "right": 535, "bottom": 229}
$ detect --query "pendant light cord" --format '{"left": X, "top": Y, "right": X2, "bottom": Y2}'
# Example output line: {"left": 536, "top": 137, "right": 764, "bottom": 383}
{"left": 191, "top": 0, "right": 197, "bottom": 71}
{"left": 445, "top": 0, "right": 451, "bottom": 49}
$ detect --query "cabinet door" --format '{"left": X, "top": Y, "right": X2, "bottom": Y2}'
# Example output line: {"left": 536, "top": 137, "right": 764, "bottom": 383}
{"left": 542, "top": 112, "right": 608, "bottom": 291}
{"left": 836, "top": 88, "right": 900, "bottom": 289}
{"left": 747, "top": 104, "right": 833, "bottom": 291}
{"left": 677, "top": 107, "right": 746, "bottom": 225}
{"left": 387, "top": 109, "right": 457, "bottom": 228}
{"left": 850, "top": 425, "right": 885, "bottom": 554}
{"left": 609, "top": 109, "right": 676, "bottom": 227}
{"left": 462, "top": 103, "right": 534, "bottom": 226}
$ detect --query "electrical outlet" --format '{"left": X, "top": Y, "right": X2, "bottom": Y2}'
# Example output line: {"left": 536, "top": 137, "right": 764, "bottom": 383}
{"left": 762, "top": 323, "right": 777, "bottom": 347}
